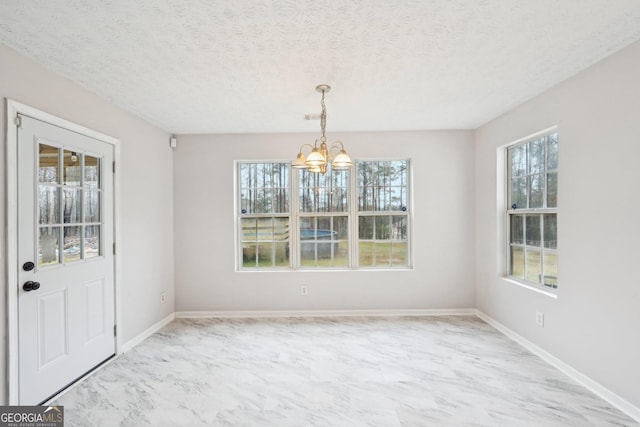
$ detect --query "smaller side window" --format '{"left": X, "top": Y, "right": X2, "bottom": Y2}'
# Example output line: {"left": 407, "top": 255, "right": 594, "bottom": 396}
{"left": 356, "top": 160, "right": 410, "bottom": 268}
{"left": 507, "top": 132, "right": 558, "bottom": 289}
{"left": 238, "top": 162, "right": 290, "bottom": 269}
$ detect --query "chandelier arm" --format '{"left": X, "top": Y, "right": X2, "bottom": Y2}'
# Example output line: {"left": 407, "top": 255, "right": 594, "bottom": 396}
{"left": 327, "top": 142, "right": 344, "bottom": 158}
{"left": 298, "top": 143, "right": 315, "bottom": 155}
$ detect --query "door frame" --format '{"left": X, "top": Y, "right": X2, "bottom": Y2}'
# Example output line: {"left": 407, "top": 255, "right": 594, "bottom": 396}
{"left": 5, "top": 99, "right": 123, "bottom": 405}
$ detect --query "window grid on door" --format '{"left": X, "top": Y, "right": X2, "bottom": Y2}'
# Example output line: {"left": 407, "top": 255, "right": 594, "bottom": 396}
{"left": 38, "top": 143, "right": 102, "bottom": 267}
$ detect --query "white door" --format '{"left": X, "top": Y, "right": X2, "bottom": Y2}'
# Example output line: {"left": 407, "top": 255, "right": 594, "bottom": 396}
{"left": 17, "top": 114, "right": 115, "bottom": 405}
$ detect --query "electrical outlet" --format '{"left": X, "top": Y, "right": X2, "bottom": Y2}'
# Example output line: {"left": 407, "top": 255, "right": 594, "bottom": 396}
{"left": 300, "top": 285, "right": 308, "bottom": 296}
{"left": 160, "top": 292, "right": 166, "bottom": 304}
{"left": 536, "top": 311, "right": 544, "bottom": 327}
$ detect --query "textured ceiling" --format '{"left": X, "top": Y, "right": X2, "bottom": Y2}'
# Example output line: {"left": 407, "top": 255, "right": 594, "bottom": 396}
{"left": 1, "top": 1, "right": 640, "bottom": 134}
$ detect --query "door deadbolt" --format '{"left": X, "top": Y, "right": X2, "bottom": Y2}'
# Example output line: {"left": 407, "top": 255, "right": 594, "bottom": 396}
{"left": 23, "top": 261, "right": 35, "bottom": 271}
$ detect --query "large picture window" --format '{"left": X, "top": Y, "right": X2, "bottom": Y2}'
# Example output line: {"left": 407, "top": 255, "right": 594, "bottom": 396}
{"left": 237, "top": 159, "right": 411, "bottom": 270}
{"left": 507, "top": 131, "right": 558, "bottom": 289}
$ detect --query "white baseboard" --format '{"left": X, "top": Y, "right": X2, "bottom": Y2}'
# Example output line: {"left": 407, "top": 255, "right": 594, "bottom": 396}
{"left": 175, "top": 308, "right": 477, "bottom": 319}
{"left": 121, "top": 312, "right": 175, "bottom": 353}
{"left": 476, "top": 311, "right": 640, "bottom": 423}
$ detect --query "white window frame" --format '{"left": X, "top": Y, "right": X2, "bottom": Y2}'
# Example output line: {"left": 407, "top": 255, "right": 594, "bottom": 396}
{"left": 235, "top": 158, "right": 412, "bottom": 271}
{"left": 293, "top": 165, "right": 351, "bottom": 269}
{"left": 355, "top": 159, "right": 411, "bottom": 269}
{"left": 505, "top": 127, "right": 558, "bottom": 291}
{"left": 236, "top": 161, "right": 291, "bottom": 270}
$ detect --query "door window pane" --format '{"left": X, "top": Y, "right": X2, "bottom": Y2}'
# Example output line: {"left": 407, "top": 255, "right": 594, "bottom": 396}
{"left": 39, "top": 144, "right": 59, "bottom": 183}
{"left": 63, "top": 226, "right": 81, "bottom": 263}
{"left": 63, "top": 188, "right": 82, "bottom": 223}
{"left": 84, "top": 225, "right": 100, "bottom": 259}
{"left": 63, "top": 150, "right": 81, "bottom": 185}
{"left": 84, "top": 155, "right": 100, "bottom": 188}
{"left": 84, "top": 190, "right": 100, "bottom": 222}
{"left": 39, "top": 186, "right": 60, "bottom": 224}
{"left": 39, "top": 227, "right": 60, "bottom": 266}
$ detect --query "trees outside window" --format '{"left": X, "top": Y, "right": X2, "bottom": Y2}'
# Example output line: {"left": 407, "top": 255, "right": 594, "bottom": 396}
{"left": 237, "top": 159, "right": 411, "bottom": 270}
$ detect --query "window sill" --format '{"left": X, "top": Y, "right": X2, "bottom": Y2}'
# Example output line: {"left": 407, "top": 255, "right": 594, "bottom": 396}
{"left": 236, "top": 267, "right": 415, "bottom": 273}
{"left": 501, "top": 277, "right": 558, "bottom": 299}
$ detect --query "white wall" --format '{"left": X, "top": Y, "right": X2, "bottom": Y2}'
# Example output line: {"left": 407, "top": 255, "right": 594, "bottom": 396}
{"left": 475, "top": 41, "right": 640, "bottom": 408}
{"left": 174, "top": 131, "right": 475, "bottom": 312}
{"left": 0, "top": 44, "right": 175, "bottom": 404}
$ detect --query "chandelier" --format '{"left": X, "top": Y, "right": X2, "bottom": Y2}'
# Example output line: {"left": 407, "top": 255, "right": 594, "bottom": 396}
{"left": 292, "top": 84, "right": 353, "bottom": 174}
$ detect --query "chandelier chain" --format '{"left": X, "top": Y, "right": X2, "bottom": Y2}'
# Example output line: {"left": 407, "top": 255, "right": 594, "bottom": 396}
{"left": 320, "top": 89, "right": 327, "bottom": 141}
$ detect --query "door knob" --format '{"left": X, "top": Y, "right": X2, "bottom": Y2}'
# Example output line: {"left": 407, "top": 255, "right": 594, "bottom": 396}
{"left": 23, "top": 281, "right": 40, "bottom": 292}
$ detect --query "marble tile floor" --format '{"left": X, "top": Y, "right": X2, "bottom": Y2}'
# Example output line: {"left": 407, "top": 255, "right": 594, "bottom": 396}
{"left": 53, "top": 316, "right": 638, "bottom": 426}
